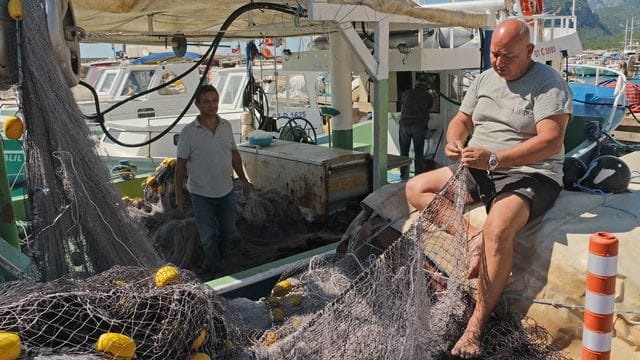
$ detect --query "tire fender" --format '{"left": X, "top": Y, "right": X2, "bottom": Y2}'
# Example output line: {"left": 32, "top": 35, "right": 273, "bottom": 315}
{"left": 46, "top": 0, "right": 81, "bottom": 87}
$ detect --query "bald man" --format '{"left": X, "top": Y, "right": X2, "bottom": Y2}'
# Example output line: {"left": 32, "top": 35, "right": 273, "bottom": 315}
{"left": 405, "top": 19, "right": 572, "bottom": 358}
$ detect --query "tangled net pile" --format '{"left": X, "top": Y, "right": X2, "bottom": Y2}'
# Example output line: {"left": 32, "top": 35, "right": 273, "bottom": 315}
{"left": 245, "top": 166, "right": 569, "bottom": 359}
{"left": 0, "top": 166, "right": 569, "bottom": 359}
{"left": 0, "top": 266, "right": 230, "bottom": 359}
{"left": 130, "top": 161, "right": 326, "bottom": 276}
{"left": 18, "top": 0, "right": 161, "bottom": 281}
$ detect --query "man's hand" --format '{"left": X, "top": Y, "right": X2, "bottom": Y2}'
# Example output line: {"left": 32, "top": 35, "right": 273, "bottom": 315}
{"left": 176, "top": 190, "right": 186, "bottom": 209}
{"left": 241, "top": 178, "right": 252, "bottom": 197}
{"left": 460, "top": 147, "right": 491, "bottom": 170}
{"left": 445, "top": 140, "right": 465, "bottom": 161}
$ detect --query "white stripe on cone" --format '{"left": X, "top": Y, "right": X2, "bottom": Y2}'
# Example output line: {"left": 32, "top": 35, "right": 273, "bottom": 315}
{"left": 583, "top": 327, "right": 613, "bottom": 353}
{"left": 585, "top": 291, "right": 615, "bottom": 315}
{"left": 588, "top": 254, "right": 618, "bottom": 277}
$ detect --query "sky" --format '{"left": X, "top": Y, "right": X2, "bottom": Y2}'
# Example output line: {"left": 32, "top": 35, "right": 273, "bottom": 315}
{"left": 81, "top": 43, "right": 122, "bottom": 59}
{"left": 81, "top": 42, "right": 231, "bottom": 59}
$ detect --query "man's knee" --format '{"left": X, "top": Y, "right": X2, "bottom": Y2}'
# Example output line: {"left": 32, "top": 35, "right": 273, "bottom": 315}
{"left": 405, "top": 175, "right": 425, "bottom": 205}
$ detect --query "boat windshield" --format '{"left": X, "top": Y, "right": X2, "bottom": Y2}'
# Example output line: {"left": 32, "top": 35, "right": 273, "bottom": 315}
{"left": 263, "top": 73, "right": 311, "bottom": 109}
{"left": 120, "top": 69, "right": 156, "bottom": 96}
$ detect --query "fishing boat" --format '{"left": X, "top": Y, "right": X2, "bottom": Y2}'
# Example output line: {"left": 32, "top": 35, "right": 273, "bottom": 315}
{"left": 75, "top": 61, "right": 203, "bottom": 122}
{"left": 97, "top": 64, "right": 329, "bottom": 173}
{"left": 566, "top": 63, "right": 628, "bottom": 164}
{"left": 0, "top": 0, "right": 639, "bottom": 358}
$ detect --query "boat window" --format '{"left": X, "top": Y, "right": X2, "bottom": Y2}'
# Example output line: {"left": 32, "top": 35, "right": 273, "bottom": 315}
{"left": 120, "top": 69, "right": 155, "bottom": 96}
{"left": 264, "top": 73, "right": 310, "bottom": 111}
{"left": 288, "top": 74, "right": 309, "bottom": 107}
{"left": 220, "top": 74, "right": 244, "bottom": 106}
{"left": 84, "top": 67, "right": 105, "bottom": 86}
{"left": 316, "top": 75, "right": 331, "bottom": 105}
{"left": 157, "top": 70, "right": 187, "bottom": 95}
{"left": 97, "top": 69, "right": 120, "bottom": 95}
{"left": 214, "top": 72, "right": 227, "bottom": 90}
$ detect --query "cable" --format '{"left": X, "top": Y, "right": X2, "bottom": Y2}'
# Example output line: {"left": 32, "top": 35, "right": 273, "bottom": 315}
{"left": 81, "top": 2, "right": 303, "bottom": 148}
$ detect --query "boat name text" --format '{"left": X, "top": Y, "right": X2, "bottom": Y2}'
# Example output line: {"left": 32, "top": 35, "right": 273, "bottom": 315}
{"left": 277, "top": 111, "right": 307, "bottom": 119}
{"left": 533, "top": 46, "right": 557, "bottom": 58}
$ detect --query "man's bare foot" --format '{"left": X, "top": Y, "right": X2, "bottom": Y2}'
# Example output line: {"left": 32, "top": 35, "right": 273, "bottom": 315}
{"left": 450, "top": 329, "right": 482, "bottom": 358}
{"left": 467, "top": 232, "right": 483, "bottom": 279}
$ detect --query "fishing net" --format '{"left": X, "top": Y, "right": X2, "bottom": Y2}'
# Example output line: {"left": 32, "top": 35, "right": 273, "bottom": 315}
{"left": 133, "top": 161, "right": 337, "bottom": 277}
{"left": 243, "top": 165, "right": 569, "bottom": 360}
{"left": 0, "top": 165, "right": 568, "bottom": 359}
{"left": 18, "top": 0, "right": 161, "bottom": 281}
{"left": 0, "top": 1, "right": 569, "bottom": 358}
{"left": 0, "top": 266, "right": 231, "bottom": 359}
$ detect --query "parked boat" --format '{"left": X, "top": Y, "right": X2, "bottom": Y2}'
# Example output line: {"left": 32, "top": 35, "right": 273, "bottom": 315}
{"left": 566, "top": 63, "right": 628, "bottom": 164}
{"left": 97, "top": 64, "right": 328, "bottom": 172}
{"left": 1, "top": 0, "right": 639, "bottom": 358}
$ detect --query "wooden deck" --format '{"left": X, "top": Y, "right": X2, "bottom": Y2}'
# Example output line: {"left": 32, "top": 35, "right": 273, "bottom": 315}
{"left": 613, "top": 115, "right": 640, "bottom": 143}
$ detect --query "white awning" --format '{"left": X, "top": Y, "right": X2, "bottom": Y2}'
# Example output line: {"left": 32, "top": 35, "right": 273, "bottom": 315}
{"left": 72, "top": 0, "right": 507, "bottom": 45}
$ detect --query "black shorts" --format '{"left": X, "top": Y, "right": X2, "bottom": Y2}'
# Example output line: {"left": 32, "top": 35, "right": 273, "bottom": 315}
{"left": 466, "top": 168, "right": 561, "bottom": 223}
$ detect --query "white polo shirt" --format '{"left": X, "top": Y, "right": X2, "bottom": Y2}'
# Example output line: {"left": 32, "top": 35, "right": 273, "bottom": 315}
{"left": 177, "top": 116, "right": 237, "bottom": 198}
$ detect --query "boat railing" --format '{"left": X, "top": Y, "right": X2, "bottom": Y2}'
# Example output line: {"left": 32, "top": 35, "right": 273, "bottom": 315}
{"left": 508, "top": 14, "right": 578, "bottom": 45}
{"left": 567, "top": 63, "right": 627, "bottom": 132}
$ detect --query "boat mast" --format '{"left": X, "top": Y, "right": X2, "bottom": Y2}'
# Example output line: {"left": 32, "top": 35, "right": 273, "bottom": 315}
{"left": 631, "top": 17, "right": 635, "bottom": 52}
{"left": 624, "top": 18, "right": 629, "bottom": 51}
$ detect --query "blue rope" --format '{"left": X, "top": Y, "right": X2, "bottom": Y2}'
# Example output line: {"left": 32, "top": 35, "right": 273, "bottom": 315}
{"left": 574, "top": 161, "right": 638, "bottom": 220}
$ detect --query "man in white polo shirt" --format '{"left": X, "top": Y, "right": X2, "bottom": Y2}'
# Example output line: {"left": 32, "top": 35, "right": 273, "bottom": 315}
{"left": 175, "top": 84, "right": 251, "bottom": 277}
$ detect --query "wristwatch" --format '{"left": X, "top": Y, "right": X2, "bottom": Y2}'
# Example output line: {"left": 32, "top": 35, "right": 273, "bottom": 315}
{"left": 488, "top": 152, "right": 499, "bottom": 171}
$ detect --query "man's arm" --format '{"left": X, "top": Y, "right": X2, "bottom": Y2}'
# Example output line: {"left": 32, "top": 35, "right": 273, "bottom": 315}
{"left": 460, "top": 113, "right": 569, "bottom": 170}
{"left": 175, "top": 157, "right": 188, "bottom": 208}
{"left": 232, "top": 150, "right": 251, "bottom": 195}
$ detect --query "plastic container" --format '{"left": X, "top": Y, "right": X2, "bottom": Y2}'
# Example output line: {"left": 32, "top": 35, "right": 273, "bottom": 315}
{"left": 248, "top": 136, "right": 272, "bottom": 146}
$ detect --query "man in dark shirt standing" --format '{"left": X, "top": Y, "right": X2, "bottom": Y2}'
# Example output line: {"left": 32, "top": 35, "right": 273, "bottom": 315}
{"left": 399, "top": 75, "right": 433, "bottom": 180}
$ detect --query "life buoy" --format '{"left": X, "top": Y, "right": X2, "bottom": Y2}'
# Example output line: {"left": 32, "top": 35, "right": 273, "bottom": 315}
{"left": 520, "top": 0, "right": 544, "bottom": 16}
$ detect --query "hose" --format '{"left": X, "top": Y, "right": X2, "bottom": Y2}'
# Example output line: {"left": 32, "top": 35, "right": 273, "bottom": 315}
{"left": 81, "top": 2, "right": 303, "bottom": 148}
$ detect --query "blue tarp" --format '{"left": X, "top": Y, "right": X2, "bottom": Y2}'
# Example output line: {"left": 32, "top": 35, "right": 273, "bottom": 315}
{"left": 132, "top": 52, "right": 201, "bottom": 64}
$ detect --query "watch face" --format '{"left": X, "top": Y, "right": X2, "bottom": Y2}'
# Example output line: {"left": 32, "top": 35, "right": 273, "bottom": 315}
{"left": 489, "top": 153, "right": 498, "bottom": 168}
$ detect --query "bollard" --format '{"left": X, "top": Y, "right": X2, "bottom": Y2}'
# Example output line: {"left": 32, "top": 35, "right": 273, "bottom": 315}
{"left": 583, "top": 232, "right": 618, "bottom": 360}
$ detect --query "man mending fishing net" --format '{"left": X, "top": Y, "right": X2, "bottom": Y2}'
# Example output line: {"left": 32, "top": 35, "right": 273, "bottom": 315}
{"left": 405, "top": 19, "right": 572, "bottom": 358}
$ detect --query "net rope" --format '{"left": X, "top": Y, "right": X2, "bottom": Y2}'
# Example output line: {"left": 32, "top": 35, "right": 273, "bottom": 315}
{"left": 19, "top": 0, "right": 161, "bottom": 281}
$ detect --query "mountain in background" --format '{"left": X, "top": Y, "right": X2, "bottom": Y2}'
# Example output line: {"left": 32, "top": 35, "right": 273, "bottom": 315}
{"left": 546, "top": 0, "right": 640, "bottom": 49}
{"left": 586, "top": 0, "right": 625, "bottom": 10}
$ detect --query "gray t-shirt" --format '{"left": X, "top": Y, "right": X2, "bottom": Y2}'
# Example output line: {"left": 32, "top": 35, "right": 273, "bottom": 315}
{"left": 460, "top": 62, "right": 572, "bottom": 185}
{"left": 177, "top": 116, "right": 237, "bottom": 198}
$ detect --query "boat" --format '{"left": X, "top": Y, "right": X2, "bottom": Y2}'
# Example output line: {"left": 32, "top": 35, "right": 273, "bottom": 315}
{"left": 0, "top": 0, "right": 639, "bottom": 358}
{"left": 75, "top": 61, "right": 204, "bottom": 123}
{"left": 0, "top": 59, "right": 209, "bottom": 191}
{"left": 97, "top": 63, "right": 329, "bottom": 173}
{"left": 566, "top": 63, "right": 628, "bottom": 165}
